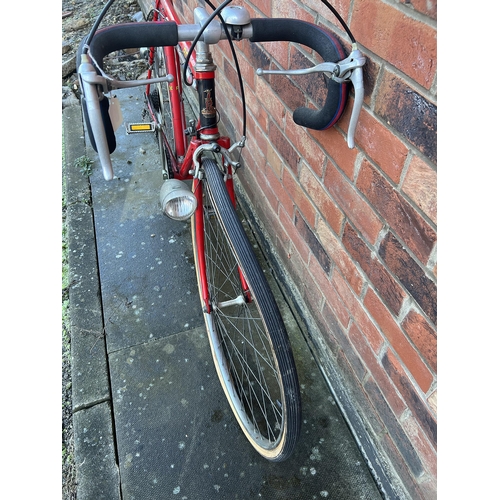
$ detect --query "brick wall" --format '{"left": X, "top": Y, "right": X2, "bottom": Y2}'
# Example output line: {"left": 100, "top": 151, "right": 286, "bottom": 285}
{"left": 141, "top": 0, "right": 437, "bottom": 497}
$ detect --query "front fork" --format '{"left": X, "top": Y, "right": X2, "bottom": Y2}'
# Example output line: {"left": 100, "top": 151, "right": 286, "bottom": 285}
{"left": 192, "top": 139, "right": 251, "bottom": 314}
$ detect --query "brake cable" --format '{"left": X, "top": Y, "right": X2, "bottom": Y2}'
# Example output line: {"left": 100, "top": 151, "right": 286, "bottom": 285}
{"left": 203, "top": 0, "right": 247, "bottom": 139}
{"left": 83, "top": 0, "right": 117, "bottom": 53}
{"left": 320, "top": 0, "right": 356, "bottom": 44}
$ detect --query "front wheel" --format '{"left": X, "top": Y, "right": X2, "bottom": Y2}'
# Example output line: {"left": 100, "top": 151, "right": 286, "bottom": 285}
{"left": 192, "top": 158, "right": 301, "bottom": 461}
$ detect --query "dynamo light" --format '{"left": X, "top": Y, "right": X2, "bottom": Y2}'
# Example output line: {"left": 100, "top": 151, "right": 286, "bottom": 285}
{"left": 160, "top": 179, "right": 197, "bottom": 221}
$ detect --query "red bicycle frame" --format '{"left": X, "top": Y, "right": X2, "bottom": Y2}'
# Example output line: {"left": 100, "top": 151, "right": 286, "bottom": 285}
{"left": 144, "top": 0, "right": 249, "bottom": 313}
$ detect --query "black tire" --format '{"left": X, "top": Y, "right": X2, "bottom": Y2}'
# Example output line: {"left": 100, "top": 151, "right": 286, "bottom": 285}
{"left": 192, "top": 158, "right": 301, "bottom": 461}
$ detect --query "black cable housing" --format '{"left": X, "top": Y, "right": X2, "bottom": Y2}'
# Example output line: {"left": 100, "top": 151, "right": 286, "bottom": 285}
{"left": 83, "top": 0, "right": 118, "bottom": 53}
{"left": 320, "top": 0, "right": 356, "bottom": 43}
{"left": 203, "top": 0, "right": 247, "bottom": 138}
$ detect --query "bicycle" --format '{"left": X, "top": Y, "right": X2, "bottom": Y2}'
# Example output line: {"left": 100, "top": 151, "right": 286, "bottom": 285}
{"left": 77, "top": 0, "right": 365, "bottom": 462}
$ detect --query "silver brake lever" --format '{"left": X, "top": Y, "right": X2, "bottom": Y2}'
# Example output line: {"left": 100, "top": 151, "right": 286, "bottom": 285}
{"left": 346, "top": 48, "right": 365, "bottom": 148}
{"left": 257, "top": 46, "right": 366, "bottom": 149}
{"left": 79, "top": 54, "right": 115, "bottom": 180}
{"left": 84, "top": 47, "right": 175, "bottom": 91}
{"left": 256, "top": 62, "right": 338, "bottom": 78}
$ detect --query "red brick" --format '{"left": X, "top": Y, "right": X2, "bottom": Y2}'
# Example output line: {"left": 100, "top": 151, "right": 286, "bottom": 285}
{"left": 427, "top": 389, "right": 437, "bottom": 416}
{"left": 302, "top": 277, "right": 329, "bottom": 322}
{"left": 257, "top": 164, "right": 280, "bottom": 215}
{"left": 321, "top": 310, "right": 368, "bottom": 383}
{"left": 375, "top": 71, "right": 437, "bottom": 163}
{"left": 415, "top": 477, "right": 437, "bottom": 500}
{"left": 402, "top": 155, "right": 437, "bottom": 225}
{"left": 287, "top": 249, "right": 329, "bottom": 319}
{"left": 266, "top": 40, "right": 290, "bottom": 69}
{"left": 382, "top": 349, "right": 436, "bottom": 448}
{"left": 256, "top": 76, "right": 286, "bottom": 129}
{"left": 288, "top": 46, "right": 346, "bottom": 124}
{"left": 349, "top": 298, "right": 385, "bottom": 354}
{"left": 267, "top": 162, "right": 295, "bottom": 218}
{"left": 309, "top": 127, "right": 358, "bottom": 180}
{"left": 324, "top": 160, "right": 383, "bottom": 245}
{"left": 401, "top": 414, "right": 437, "bottom": 478}
{"left": 264, "top": 135, "right": 283, "bottom": 176}
{"left": 282, "top": 167, "right": 316, "bottom": 226}
{"left": 244, "top": 41, "right": 271, "bottom": 81}
{"left": 272, "top": 1, "right": 316, "bottom": 23}
{"left": 279, "top": 204, "right": 311, "bottom": 266}
{"left": 269, "top": 71, "right": 306, "bottom": 114}
{"left": 379, "top": 231, "right": 437, "bottom": 325}
{"left": 238, "top": 156, "right": 267, "bottom": 212}
{"left": 351, "top": 0, "right": 436, "bottom": 89}
{"left": 331, "top": 267, "right": 361, "bottom": 318}
{"left": 269, "top": 120, "right": 300, "bottom": 173}
{"left": 330, "top": 268, "right": 386, "bottom": 355}
{"left": 363, "top": 377, "right": 424, "bottom": 479}
{"left": 397, "top": 0, "right": 436, "bottom": 20}
{"left": 343, "top": 223, "right": 407, "bottom": 315}
{"left": 300, "top": 0, "right": 351, "bottom": 27}
{"left": 321, "top": 287, "right": 350, "bottom": 329}
{"left": 364, "top": 288, "right": 433, "bottom": 392}
{"left": 310, "top": 240, "right": 336, "bottom": 287}
{"left": 245, "top": 86, "right": 269, "bottom": 134}
{"left": 294, "top": 212, "right": 331, "bottom": 273}
{"left": 299, "top": 166, "right": 343, "bottom": 234}
{"left": 349, "top": 324, "right": 406, "bottom": 417}
{"left": 356, "top": 108, "right": 409, "bottom": 184}
{"left": 402, "top": 310, "right": 437, "bottom": 373}
{"left": 235, "top": 51, "right": 257, "bottom": 93}
{"left": 376, "top": 433, "right": 428, "bottom": 500}
{"left": 286, "top": 113, "right": 327, "bottom": 177}
{"left": 357, "top": 159, "right": 436, "bottom": 264}
{"left": 245, "top": 117, "right": 264, "bottom": 153}
{"left": 265, "top": 204, "right": 291, "bottom": 257}
{"left": 244, "top": 0, "right": 271, "bottom": 17}
{"left": 316, "top": 218, "right": 364, "bottom": 294}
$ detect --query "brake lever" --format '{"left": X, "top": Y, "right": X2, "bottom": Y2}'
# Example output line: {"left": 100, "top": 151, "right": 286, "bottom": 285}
{"left": 84, "top": 48, "right": 175, "bottom": 91}
{"left": 78, "top": 53, "right": 115, "bottom": 180}
{"left": 340, "top": 47, "right": 365, "bottom": 148}
{"left": 257, "top": 46, "right": 365, "bottom": 148}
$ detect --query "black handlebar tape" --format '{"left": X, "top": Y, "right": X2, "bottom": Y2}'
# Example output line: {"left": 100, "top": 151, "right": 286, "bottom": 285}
{"left": 86, "top": 21, "right": 179, "bottom": 69}
{"left": 250, "top": 18, "right": 347, "bottom": 131}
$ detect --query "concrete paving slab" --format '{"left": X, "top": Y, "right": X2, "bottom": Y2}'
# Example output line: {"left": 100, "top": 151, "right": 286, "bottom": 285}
{"left": 88, "top": 91, "right": 204, "bottom": 353}
{"left": 66, "top": 83, "right": 384, "bottom": 499}
{"left": 67, "top": 201, "right": 110, "bottom": 411}
{"left": 73, "top": 402, "right": 121, "bottom": 500}
{"left": 64, "top": 104, "right": 111, "bottom": 412}
{"left": 108, "top": 324, "right": 381, "bottom": 500}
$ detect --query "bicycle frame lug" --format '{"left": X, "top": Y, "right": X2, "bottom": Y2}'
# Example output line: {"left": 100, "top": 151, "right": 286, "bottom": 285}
{"left": 199, "top": 132, "right": 221, "bottom": 141}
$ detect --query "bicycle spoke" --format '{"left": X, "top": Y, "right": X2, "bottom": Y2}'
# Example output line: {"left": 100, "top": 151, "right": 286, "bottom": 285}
{"left": 192, "top": 158, "right": 301, "bottom": 460}
{"left": 203, "top": 193, "right": 284, "bottom": 441}
{"left": 214, "top": 307, "right": 283, "bottom": 439}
